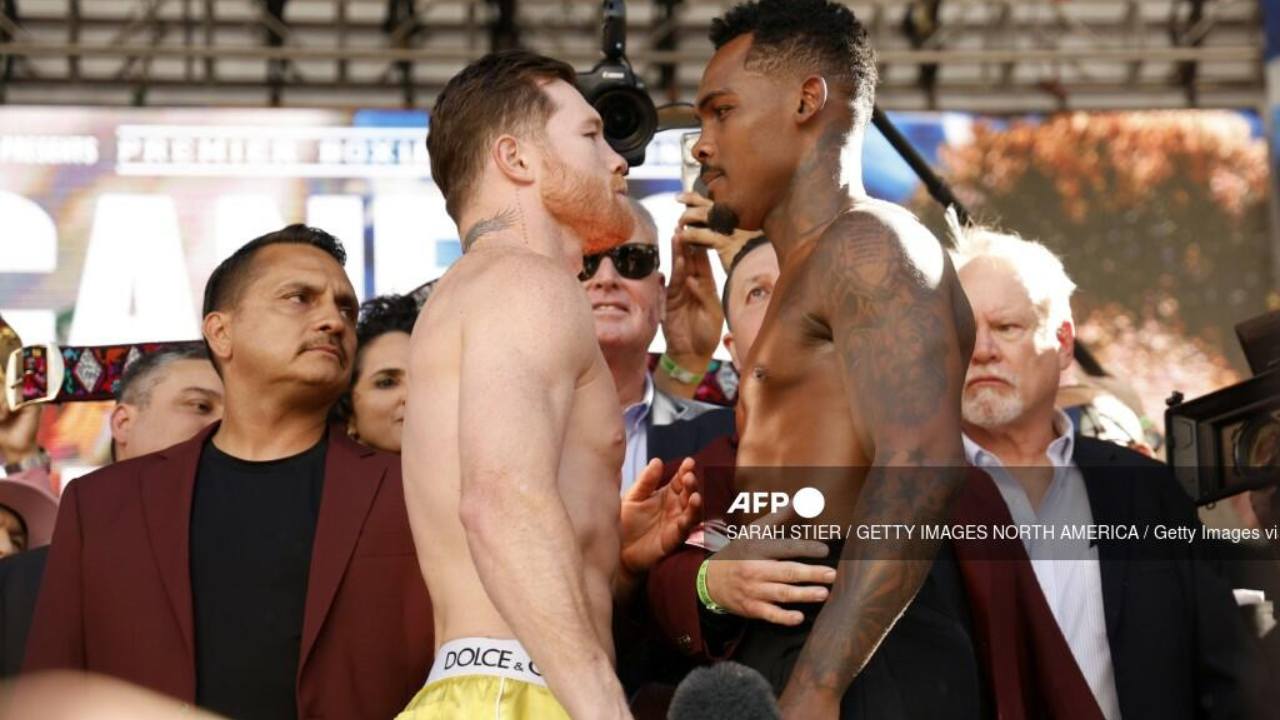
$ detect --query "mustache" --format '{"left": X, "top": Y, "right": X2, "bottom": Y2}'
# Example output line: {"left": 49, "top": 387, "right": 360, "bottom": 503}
{"left": 299, "top": 338, "right": 348, "bottom": 364}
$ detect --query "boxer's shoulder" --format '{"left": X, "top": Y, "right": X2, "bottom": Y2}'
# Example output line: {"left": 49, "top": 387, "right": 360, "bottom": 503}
{"left": 445, "top": 246, "right": 578, "bottom": 303}
{"left": 806, "top": 201, "right": 947, "bottom": 298}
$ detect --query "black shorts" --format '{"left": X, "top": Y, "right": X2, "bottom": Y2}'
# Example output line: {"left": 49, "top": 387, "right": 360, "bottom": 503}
{"left": 732, "top": 541, "right": 988, "bottom": 719}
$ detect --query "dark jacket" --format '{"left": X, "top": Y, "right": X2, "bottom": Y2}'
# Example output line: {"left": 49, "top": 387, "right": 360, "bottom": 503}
{"left": 1075, "top": 436, "right": 1249, "bottom": 720}
{"left": 0, "top": 546, "right": 47, "bottom": 678}
{"left": 644, "top": 388, "right": 736, "bottom": 465}
{"left": 25, "top": 423, "right": 433, "bottom": 720}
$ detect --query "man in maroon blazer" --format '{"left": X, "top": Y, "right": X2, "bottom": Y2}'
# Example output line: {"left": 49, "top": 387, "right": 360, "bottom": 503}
{"left": 25, "top": 225, "right": 433, "bottom": 720}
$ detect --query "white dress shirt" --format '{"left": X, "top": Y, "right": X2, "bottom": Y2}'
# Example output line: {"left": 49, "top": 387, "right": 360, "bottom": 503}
{"left": 619, "top": 374, "right": 655, "bottom": 496}
{"left": 963, "top": 411, "right": 1124, "bottom": 720}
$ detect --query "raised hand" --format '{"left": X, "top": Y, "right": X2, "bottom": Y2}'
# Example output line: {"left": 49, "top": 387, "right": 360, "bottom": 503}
{"left": 618, "top": 457, "right": 702, "bottom": 579}
{"left": 662, "top": 225, "right": 724, "bottom": 380}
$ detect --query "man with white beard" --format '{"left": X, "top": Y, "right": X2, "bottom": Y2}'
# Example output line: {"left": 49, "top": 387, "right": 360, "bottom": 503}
{"left": 953, "top": 226, "right": 1248, "bottom": 720}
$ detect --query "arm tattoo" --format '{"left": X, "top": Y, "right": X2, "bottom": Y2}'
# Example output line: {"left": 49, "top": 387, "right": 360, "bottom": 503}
{"left": 829, "top": 222, "right": 947, "bottom": 424}
{"left": 462, "top": 207, "right": 518, "bottom": 251}
{"left": 784, "top": 215, "right": 967, "bottom": 698}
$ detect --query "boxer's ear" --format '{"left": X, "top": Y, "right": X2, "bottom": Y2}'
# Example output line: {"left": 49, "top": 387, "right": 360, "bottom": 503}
{"left": 795, "top": 75, "right": 829, "bottom": 125}
{"left": 492, "top": 134, "right": 535, "bottom": 184}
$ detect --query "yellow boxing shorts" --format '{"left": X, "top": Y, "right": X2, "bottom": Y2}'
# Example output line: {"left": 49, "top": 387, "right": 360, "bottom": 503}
{"left": 397, "top": 637, "right": 570, "bottom": 720}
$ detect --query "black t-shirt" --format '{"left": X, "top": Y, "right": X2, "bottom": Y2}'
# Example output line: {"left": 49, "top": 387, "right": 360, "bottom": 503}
{"left": 190, "top": 436, "right": 327, "bottom": 720}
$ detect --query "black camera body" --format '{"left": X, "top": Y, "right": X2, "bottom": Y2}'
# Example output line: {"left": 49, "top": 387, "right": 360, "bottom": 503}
{"left": 577, "top": 0, "right": 658, "bottom": 167}
{"left": 1166, "top": 310, "right": 1280, "bottom": 505}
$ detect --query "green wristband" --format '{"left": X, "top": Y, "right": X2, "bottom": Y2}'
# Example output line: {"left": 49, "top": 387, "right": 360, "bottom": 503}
{"left": 696, "top": 558, "right": 728, "bottom": 615}
{"left": 660, "top": 353, "right": 704, "bottom": 385}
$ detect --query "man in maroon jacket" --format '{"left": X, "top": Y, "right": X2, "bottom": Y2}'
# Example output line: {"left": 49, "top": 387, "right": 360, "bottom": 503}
{"left": 25, "top": 225, "right": 433, "bottom": 720}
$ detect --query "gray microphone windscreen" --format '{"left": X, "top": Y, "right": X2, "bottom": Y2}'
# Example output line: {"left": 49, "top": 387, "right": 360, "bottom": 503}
{"left": 667, "top": 661, "right": 781, "bottom": 720}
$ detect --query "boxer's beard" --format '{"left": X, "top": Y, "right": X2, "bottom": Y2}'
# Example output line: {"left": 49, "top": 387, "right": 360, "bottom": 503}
{"left": 541, "top": 156, "right": 634, "bottom": 255}
{"left": 707, "top": 203, "right": 741, "bottom": 236}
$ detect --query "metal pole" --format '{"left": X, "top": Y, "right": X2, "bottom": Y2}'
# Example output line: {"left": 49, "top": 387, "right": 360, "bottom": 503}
{"left": 870, "top": 105, "right": 969, "bottom": 230}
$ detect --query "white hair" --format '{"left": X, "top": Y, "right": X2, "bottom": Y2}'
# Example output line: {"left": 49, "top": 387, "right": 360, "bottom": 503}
{"left": 627, "top": 198, "right": 658, "bottom": 244}
{"left": 949, "top": 224, "right": 1077, "bottom": 348}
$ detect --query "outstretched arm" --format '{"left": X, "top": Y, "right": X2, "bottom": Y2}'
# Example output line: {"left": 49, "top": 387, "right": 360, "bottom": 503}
{"left": 615, "top": 456, "right": 701, "bottom": 601}
{"left": 779, "top": 213, "right": 971, "bottom": 716}
{"left": 453, "top": 262, "right": 630, "bottom": 720}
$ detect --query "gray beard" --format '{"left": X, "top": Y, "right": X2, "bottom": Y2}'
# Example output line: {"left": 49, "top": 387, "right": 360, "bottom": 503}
{"left": 962, "top": 386, "right": 1026, "bottom": 430}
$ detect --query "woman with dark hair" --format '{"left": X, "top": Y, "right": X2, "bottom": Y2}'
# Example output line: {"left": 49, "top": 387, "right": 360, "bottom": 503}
{"left": 336, "top": 294, "right": 419, "bottom": 453}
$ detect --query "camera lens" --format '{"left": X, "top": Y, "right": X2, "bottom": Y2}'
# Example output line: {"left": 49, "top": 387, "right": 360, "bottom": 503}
{"left": 1247, "top": 421, "right": 1279, "bottom": 468}
{"left": 598, "top": 92, "right": 641, "bottom": 141}
{"left": 589, "top": 85, "right": 657, "bottom": 166}
{"left": 1235, "top": 413, "right": 1280, "bottom": 481}
{"left": 591, "top": 89, "right": 645, "bottom": 144}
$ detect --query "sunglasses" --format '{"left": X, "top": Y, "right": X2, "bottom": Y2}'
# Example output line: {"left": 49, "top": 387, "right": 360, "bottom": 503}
{"left": 579, "top": 244, "right": 659, "bottom": 282}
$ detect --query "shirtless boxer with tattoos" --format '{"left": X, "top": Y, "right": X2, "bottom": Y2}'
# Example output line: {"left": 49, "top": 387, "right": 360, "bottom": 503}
{"left": 692, "top": 2, "right": 980, "bottom": 717}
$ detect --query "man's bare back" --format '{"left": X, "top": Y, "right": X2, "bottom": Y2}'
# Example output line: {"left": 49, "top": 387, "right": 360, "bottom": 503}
{"left": 402, "top": 248, "right": 627, "bottom": 713}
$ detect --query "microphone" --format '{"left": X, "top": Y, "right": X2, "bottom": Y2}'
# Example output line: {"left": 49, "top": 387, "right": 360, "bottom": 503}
{"left": 667, "top": 661, "right": 781, "bottom": 720}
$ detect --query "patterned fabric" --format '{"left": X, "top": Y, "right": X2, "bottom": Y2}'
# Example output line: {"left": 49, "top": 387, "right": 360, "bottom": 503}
{"left": 13, "top": 340, "right": 204, "bottom": 406}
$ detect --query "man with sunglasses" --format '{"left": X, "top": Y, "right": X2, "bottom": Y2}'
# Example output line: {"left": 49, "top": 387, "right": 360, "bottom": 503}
{"left": 582, "top": 199, "right": 734, "bottom": 495}
{"left": 585, "top": 200, "right": 736, "bottom": 712}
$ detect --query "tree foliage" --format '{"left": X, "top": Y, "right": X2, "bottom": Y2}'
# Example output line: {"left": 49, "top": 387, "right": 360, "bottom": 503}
{"left": 913, "top": 111, "right": 1273, "bottom": 414}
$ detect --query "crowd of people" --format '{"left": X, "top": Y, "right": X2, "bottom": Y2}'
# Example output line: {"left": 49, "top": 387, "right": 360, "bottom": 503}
{"left": 0, "top": 1, "right": 1274, "bottom": 718}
